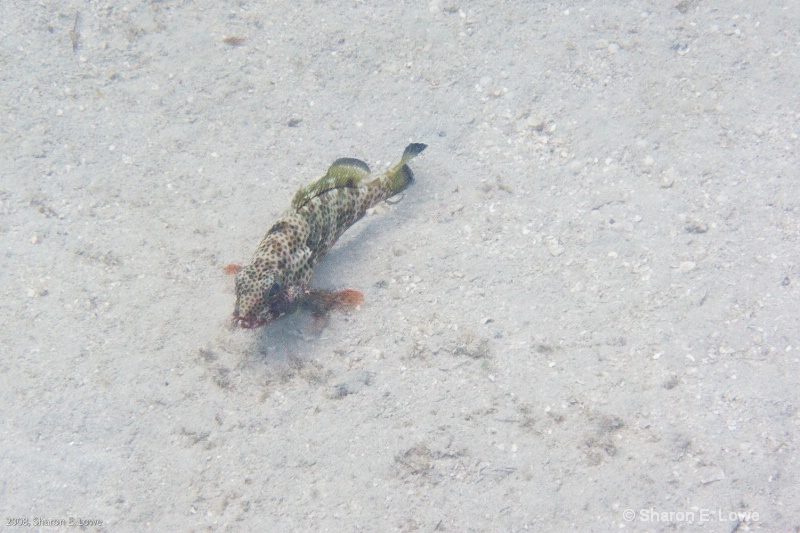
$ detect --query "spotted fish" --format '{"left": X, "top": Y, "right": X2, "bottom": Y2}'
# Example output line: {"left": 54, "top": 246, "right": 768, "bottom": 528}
{"left": 232, "top": 143, "right": 427, "bottom": 329}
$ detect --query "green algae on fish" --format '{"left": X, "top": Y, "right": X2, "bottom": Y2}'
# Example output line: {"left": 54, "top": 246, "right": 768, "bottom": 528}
{"left": 231, "top": 143, "right": 427, "bottom": 329}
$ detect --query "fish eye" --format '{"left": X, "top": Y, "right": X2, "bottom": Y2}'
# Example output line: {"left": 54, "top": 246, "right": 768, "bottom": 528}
{"left": 267, "top": 282, "right": 281, "bottom": 300}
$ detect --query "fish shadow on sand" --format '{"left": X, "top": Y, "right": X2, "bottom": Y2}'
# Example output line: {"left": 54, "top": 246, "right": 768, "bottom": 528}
{"left": 244, "top": 211, "right": 410, "bottom": 361}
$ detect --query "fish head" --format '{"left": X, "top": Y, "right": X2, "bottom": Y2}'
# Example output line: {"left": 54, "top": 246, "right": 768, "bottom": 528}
{"left": 233, "top": 265, "right": 285, "bottom": 328}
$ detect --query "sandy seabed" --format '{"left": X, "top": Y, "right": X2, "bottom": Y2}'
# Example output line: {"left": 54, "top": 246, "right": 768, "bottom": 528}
{"left": 2, "top": 1, "right": 799, "bottom": 531}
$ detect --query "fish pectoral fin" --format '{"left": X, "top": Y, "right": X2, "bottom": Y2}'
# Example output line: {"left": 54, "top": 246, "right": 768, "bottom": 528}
{"left": 291, "top": 157, "right": 371, "bottom": 209}
{"left": 302, "top": 289, "right": 365, "bottom": 317}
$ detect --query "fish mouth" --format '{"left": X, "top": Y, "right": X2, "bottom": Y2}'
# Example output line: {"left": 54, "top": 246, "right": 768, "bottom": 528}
{"left": 233, "top": 314, "right": 267, "bottom": 329}
{"left": 233, "top": 300, "right": 291, "bottom": 330}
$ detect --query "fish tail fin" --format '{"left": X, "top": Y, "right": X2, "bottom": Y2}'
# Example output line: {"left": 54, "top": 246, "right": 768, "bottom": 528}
{"left": 383, "top": 143, "right": 427, "bottom": 196}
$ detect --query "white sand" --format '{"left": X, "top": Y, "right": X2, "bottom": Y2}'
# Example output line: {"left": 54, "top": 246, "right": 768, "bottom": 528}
{"left": 2, "top": 1, "right": 798, "bottom": 530}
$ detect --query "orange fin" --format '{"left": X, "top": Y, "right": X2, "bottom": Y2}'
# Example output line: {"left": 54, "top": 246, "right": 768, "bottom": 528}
{"left": 332, "top": 289, "right": 365, "bottom": 309}
{"left": 223, "top": 264, "right": 243, "bottom": 275}
{"left": 304, "top": 289, "right": 365, "bottom": 317}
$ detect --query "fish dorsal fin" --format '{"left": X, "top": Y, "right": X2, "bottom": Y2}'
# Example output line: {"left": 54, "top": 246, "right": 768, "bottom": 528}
{"left": 292, "top": 157, "right": 371, "bottom": 209}
{"left": 328, "top": 157, "right": 371, "bottom": 179}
